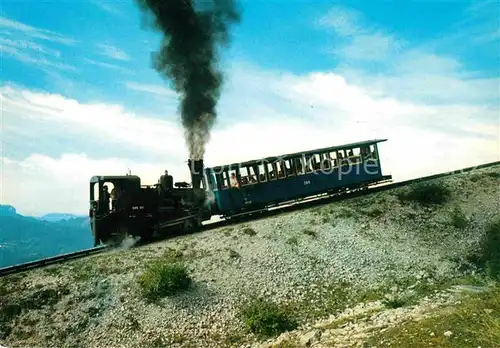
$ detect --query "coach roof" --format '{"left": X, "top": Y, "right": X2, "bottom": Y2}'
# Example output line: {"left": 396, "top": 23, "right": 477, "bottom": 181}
{"left": 208, "top": 138, "right": 387, "bottom": 170}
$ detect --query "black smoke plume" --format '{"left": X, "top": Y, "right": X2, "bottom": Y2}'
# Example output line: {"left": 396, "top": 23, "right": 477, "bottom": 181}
{"left": 136, "top": 0, "right": 241, "bottom": 160}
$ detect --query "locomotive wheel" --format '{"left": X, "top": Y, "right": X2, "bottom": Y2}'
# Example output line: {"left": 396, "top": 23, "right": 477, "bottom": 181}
{"left": 183, "top": 217, "right": 201, "bottom": 233}
{"left": 183, "top": 218, "right": 195, "bottom": 232}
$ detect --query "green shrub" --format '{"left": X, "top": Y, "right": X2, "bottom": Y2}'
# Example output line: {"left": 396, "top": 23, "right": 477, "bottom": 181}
{"left": 240, "top": 298, "right": 297, "bottom": 337}
{"left": 397, "top": 182, "right": 451, "bottom": 205}
{"left": 302, "top": 229, "right": 317, "bottom": 238}
{"left": 476, "top": 219, "right": 500, "bottom": 280}
{"left": 383, "top": 296, "right": 407, "bottom": 309}
{"left": 138, "top": 261, "right": 191, "bottom": 301}
{"left": 450, "top": 207, "right": 469, "bottom": 229}
{"left": 228, "top": 249, "right": 241, "bottom": 259}
{"left": 365, "top": 207, "right": 384, "bottom": 217}
{"left": 286, "top": 236, "right": 299, "bottom": 246}
{"left": 242, "top": 227, "right": 257, "bottom": 236}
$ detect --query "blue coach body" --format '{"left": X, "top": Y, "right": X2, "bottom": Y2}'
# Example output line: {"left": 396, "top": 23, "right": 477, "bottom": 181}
{"left": 204, "top": 139, "right": 392, "bottom": 217}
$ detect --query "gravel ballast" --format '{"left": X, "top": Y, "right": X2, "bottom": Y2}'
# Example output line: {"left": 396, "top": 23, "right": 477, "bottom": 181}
{"left": 1, "top": 165, "right": 499, "bottom": 348}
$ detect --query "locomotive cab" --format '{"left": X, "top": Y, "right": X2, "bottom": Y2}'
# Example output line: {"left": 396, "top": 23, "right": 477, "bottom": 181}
{"left": 89, "top": 175, "right": 142, "bottom": 215}
{"left": 89, "top": 175, "right": 142, "bottom": 246}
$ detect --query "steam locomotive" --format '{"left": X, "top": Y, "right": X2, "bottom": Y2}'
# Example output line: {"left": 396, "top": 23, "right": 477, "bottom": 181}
{"left": 89, "top": 159, "right": 211, "bottom": 247}
{"left": 89, "top": 139, "right": 392, "bottom": 246}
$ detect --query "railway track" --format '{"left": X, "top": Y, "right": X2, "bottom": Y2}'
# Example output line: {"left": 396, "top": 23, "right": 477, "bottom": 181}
{"left": 1, "top": 160, "right": 499, "bottom": 278}
{"left": 0, "top": 246, "right": 108, "bottom": 277}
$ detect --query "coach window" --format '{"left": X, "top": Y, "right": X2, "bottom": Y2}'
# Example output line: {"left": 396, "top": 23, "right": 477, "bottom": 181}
{"left": 370, "top": 145, "right": 378, "bottom": 159}
{"left": 246, "top": 165, "right": 257, "bottom": 184}
{"left": 360, "top": 145, "right": 370, "bottom": 156}
{"left": 303, "top": 155, "right": 313, "bottom": 173}
{"left": 350, "top": 147, "right": 361, "bottom": 163}
{"left": 284, "top": 159, "right": 295, "bottom": 177}
{"left": 320, "top": 152, "right": 331, "bottom": 170}
{"left": 93, "top": 183, "right": 100, "bottom": 202}
{"left": 312, "top": 154, "right": 321, "bottom": 171}
{"left": 276, "top": 161, "right": 286, "bottom": 179}
{"left": 309, "top": 155, "right": 317, "bottom": 171}
{"left": 327, "top": 151, "right": 338, "bottom": 168}
{"left": 228, "top": 169, "right": 239, "bottom": 187}
{"left": 345, "top": 148, "right": 354, "bottom": 164}
{"left": 337, "top": 150, "right": 348, "bottom": 166}
{"left": 294, "top": 157, "right": 304, "bottom": 175}
{"left": 344, "top": 148, "right": 352, "bottom": 164}
{"left": 250, "top": 165, "right": 258, "bottom": 183}
{"left": 267, "top": 162, "right": 277, "bottom": 180}
{"left": 275, "top": 161, "right": 281, "bottom": 179}
{"left": 361, "top": 146, "right": 373, "bottom": 161}
{"left": 239, "top": 167, "right": 249, "bottom": 185}
{"left": 257, "top": 163, "right": 267, "bottom": 182}
{"left": 221, "top": 171, "right": 230, "bottom": 189}
{"left": 343, "top": 151, "right": 351, "bottom": 166}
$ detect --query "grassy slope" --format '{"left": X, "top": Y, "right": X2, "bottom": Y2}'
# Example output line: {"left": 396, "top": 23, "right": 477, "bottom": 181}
{"left": 365, "top": 285, "right": 500, "bottom": 347}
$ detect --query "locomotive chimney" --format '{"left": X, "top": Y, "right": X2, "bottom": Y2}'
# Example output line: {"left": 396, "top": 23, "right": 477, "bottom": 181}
{"left": 188, "top": 159, "right": 204, "bottom": 190}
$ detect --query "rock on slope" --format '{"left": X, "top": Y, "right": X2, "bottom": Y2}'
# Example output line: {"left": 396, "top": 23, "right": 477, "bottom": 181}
{"left": 0, "top": 165, "right": 499, "bottom": 348}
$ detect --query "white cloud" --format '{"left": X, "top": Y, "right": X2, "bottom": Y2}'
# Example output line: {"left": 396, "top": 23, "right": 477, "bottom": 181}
{"left": 2, "top": 84, "right": 185, "bottom": 160}
{"left": 318, "top": 8, "right": 406, "bottom": 64}
{"left": 317, "top": 6, "right": 362, "bottom": 37}
{"left": 0, "top": 16, "right": 76, "bottom": 73}
{"left": 0, "top": 37, "right": 61, "bottom": 57}
{"left": 89, "top": 0, "right": 124, "bottom": 17}
{"left": 332, "top": 32, "right": 405, "bottom": 62}
{"left": 97, "top": 43, "right": 130, "bottom": 61}
{"left": 316, "top": 5, "right": 499, "bottom": 108}
{"left": 0, "top": 44, "right": 76, "bottom": 71}
{"left": 318, "top": 5, "right": 406, "bottom": 62}
{"left": 0, "top": 16, "right": 76, "bottom": 45}
{"left": 83, "top": 58, "right": 132, "bottom": 73}
{"left": 125, "top": 82, "right": 178, "bottom": 98}
{"left": 460, "top": 0, "right": 500, "bottom": 44}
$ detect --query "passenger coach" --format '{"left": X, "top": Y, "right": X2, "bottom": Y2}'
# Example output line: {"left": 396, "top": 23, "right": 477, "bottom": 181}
{"left": 204, "top": 139, "right": 392, "bottom": 217}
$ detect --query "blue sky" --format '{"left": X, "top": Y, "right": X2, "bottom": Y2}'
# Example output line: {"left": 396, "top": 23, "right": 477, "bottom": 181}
{"left": 1, "top": 0, "right": 499, "bottom": 215}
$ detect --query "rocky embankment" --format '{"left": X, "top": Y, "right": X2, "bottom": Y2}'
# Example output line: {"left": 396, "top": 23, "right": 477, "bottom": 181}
{"left": 1, "top": 165, "right": 499, "bottom": 348}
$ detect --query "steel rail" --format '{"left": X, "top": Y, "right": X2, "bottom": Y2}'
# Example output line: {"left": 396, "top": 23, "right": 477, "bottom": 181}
{"left": 2, "top": 160, "right": 498, "bottom": 277}
{"left": 0, "top": 246, "right": 108, "bottom": 277}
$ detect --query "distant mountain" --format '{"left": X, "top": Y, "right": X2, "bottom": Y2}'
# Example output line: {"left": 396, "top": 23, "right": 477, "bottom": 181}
{"left": 0, "top": 205, "right": 93, "bottom": 268}
{"left": 0, "top": 205, "right": 17, "bottom": 217}
{"left": 39, "top": 213, "right": 87, "bottom": 222}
